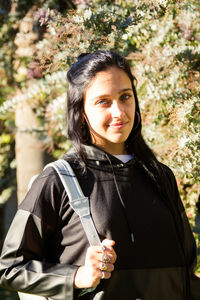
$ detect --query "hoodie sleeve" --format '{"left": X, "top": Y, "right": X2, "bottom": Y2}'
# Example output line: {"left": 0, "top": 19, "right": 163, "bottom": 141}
{"left": 0, "top": 168, "right": 78, "bottom": 300}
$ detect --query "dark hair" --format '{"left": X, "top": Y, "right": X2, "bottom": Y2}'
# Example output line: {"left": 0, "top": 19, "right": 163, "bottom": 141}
{"left": 66, "top": 51, "right": 185, "bottom": 251}
{"left": 67, "top": 51, "right": 142, "bottom": 150}
{"left": 66, "top": 50, "right": 163, "bottom": 183}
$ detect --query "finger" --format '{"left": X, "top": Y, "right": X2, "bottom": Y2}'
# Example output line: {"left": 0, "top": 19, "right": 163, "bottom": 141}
{"left": 86, "top": 246, "right": 104, "bottom": 261}
{"left": 101, "top": 239, "right": 117, "bottom": 261}
{"left": 110, "top": 248, "right": 117, "bottom": 263}
{"left": 85, "top": 255, "right": 104, "bottom": 268}
{"left": 101, "top": 252, "right": 115, "bottom": 264}
{"left": 101, "top": 239, "right": 115, "bottom": 248}
{"left": 100, "top": 270, "right": 112, "bottom": 280}
{"left": 102, "top": 249, "right": 117, "bottom": 264}
{"left": 98, "top": 241, "right": 115, "bottom": 255}
{"left": 98, "top": 246, "right": 117, "bottom": 265}
{"left": 99, "top": 262, "right": 114, "bottom": 272}
{"left": 85, "top": 246, "right": 115, "bottom": 269}
{"left": 100, "top": 247, "right": 117, "bottom": 264}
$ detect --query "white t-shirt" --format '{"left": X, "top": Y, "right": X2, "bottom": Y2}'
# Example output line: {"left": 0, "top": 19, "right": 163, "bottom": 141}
{"left": 114, "top": 154, "right": 133, "bottom": 163}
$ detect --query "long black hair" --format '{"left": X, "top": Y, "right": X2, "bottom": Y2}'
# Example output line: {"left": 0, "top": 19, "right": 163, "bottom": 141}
{"left": 66, "top": 50, "right": 187, "bottom": 264}
{"left": 67, "top": 50, "right": 162, "bottom": 178}
{"left": 67, "top": 51, "right": 141, "bottom": 146}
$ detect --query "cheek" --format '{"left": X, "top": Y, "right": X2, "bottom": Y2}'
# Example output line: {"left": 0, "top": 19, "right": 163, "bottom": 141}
{"left": 89, "top": 114, "right": 106, "bottom": 131}
{"left": 84, "top": 110, "right": 100, "bottom": 131}
{"left": 85, "top": 108, "right": 95, "bottom": 123}
{"left": 127, "top": 104, "right": 135, "bottom": 120}
{"left": 85, "top": 107, "right": 107, "bottom": 126}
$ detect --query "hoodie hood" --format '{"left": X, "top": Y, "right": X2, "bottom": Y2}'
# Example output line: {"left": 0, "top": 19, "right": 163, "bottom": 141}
{"left": 65, "top": 144, "right": 136, "bottom": 166}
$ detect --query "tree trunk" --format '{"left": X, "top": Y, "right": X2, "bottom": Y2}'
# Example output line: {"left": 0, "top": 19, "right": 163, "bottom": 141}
{"left": 15, "top": 101, "right": 44, "bottom": 204}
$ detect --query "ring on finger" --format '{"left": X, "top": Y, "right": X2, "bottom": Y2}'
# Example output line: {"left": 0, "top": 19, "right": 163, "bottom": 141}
{"left": 102, "top": 253, "right": 111, "bottom": 263}
{"left": 100, "top": 262, "right": 107, "bottom": 271}
{"left": 101, "top": 245, "right": 106, "bottom": 253}
{"left": 101, "top": 271, "right": 105, "bottom": 279}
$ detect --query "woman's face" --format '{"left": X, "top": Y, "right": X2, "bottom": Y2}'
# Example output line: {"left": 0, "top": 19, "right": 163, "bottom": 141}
{"left": 83, "top": 66, "right": 135, "bottom": 155}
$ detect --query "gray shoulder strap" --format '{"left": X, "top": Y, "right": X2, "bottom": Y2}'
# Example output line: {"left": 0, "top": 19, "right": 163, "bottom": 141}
{"left": 44, "top": 159, "right": 101, "bottom": 246}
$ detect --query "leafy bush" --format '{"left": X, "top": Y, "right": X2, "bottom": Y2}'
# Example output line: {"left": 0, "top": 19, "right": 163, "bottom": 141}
{"left": 0, "top": 0, "right": 199, "bottom": 270}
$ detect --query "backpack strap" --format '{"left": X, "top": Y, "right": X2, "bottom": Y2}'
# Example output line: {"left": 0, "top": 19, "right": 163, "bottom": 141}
{"left": 44, "top": 159, "right": 101, "bottom": 246}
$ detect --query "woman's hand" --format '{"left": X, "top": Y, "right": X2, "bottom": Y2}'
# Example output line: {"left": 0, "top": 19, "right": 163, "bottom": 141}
{"left": 74, "top": 239, "right": 117, "bottom": 289}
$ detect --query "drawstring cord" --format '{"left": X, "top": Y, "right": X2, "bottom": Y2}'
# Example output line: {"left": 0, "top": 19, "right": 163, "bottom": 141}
{"left": 106, "top": 154, "right": 135, "bottom": 243}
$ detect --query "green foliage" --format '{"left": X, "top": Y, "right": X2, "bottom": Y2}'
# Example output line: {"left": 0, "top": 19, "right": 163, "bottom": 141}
{"left": 0, "top": 0, "right": 74, "bottom": 203}
{"left": 1, "top": 0, "right": 199, "bottom": 199}
{"left": 127, "top": 0, "right": 200, "bottom": 215}
{"left": 0, "top": 125, "right": 16, "bottom": 207}
{"left": 0, "top": 0, "right": 200, "bottom": 271}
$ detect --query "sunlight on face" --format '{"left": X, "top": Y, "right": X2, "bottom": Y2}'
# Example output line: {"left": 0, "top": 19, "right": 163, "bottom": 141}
{"left": 83, "top": 67, "right": 135, "bottom": 155}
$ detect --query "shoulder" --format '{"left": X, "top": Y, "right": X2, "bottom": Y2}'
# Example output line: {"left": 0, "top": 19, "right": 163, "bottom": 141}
{"left": 159, "top": 162, "right": 185, "bottom": 212}
{"left": 159, "top": 162, "right": 178, "bottom": 187}
{"left": 19, "top": 165, "right": 65, "bottom": 215}
{"left": 158, "top": 162, "right": 179, "bottom": 193}
{"left": 160, "top": 162, "right": 176, "bottom": 179}
{"left": 32, "top": 165, "right": 64, "bottom": 192}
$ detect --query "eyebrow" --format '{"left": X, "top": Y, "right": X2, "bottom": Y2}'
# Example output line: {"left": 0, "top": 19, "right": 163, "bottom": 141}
{"left": 91, "top": 88, "right": 133, "bottom": 101}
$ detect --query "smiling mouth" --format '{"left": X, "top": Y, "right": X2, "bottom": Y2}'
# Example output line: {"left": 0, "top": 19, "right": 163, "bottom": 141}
{"left": 108, "top": 122, "right": 127, "bottom": 128}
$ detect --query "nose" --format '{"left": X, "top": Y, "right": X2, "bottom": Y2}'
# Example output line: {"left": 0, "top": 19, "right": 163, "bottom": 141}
{"left": 110, "top": 101, "right": 124, "bottom": 118}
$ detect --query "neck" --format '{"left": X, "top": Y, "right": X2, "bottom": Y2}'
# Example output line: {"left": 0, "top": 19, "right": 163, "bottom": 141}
{"left": 94, "top": 143, "right": 127, "bottom": 155}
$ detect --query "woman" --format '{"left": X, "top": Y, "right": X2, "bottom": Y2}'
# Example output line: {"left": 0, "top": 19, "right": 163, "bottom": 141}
{"left": 0, "top": 50, "right": 199, "bottom": 299}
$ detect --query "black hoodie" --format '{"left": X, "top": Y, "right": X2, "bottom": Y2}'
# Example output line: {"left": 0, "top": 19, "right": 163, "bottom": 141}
{"left": 0, "top": 145, "right": 199, "bottom": 299}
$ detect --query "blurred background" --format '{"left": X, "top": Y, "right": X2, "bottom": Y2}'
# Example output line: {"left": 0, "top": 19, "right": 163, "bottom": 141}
{"left": 0, "top": 0, "right": 199, "bottom": 298}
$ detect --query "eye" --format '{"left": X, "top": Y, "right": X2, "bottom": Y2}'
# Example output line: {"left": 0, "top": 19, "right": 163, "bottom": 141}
{"left": 120, "top": 93, "right": 132, "bottom": 101}
{"left": 96, "top": 99, "right": 110, "bottom": 106}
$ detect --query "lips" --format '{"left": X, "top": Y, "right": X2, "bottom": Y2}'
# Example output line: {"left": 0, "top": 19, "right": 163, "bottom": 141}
{"left": 108, "top": 121, "right": 127, "bottom": 128}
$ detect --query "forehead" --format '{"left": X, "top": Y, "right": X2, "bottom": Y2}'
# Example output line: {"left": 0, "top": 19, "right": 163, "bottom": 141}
{"left": 85, "top": 67, "right": 132, "bottom": 95}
